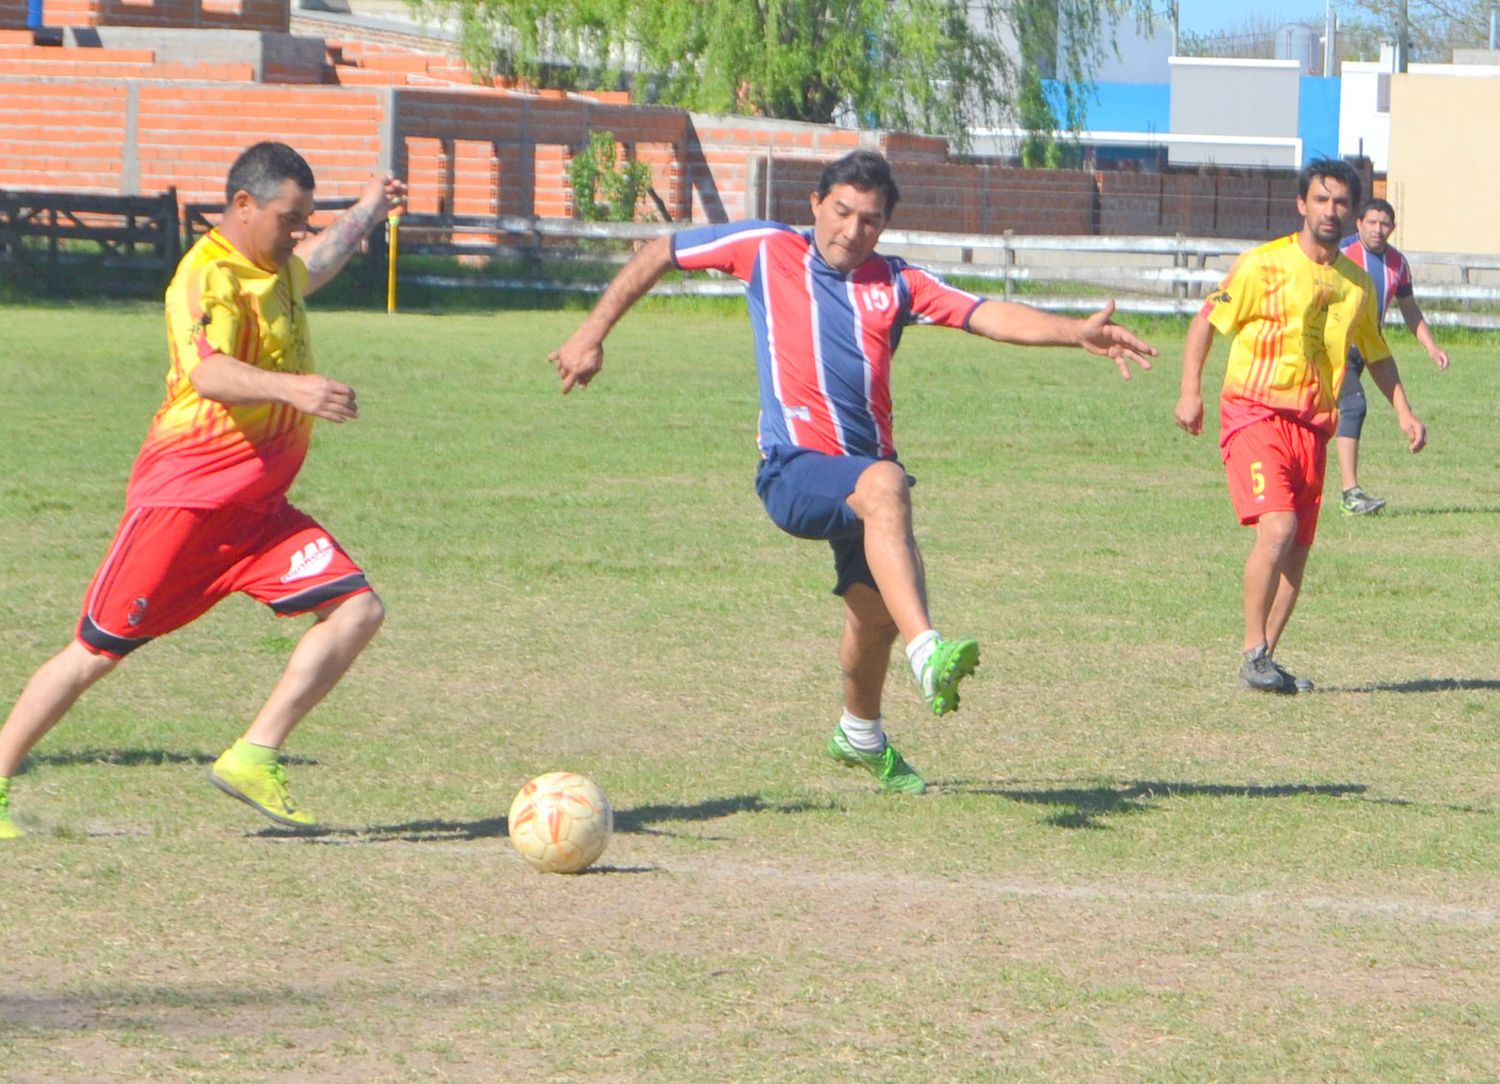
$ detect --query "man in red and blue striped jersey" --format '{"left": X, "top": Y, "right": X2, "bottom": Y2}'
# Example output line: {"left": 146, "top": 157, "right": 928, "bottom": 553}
{"left": 550, "top": 150, "right": 1155, "bottom": 794}
{"left": 1335, "top": 198, "right": 1450, "bottom": 515}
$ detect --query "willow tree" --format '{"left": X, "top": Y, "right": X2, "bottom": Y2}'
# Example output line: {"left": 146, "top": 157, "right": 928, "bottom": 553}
{"left": 410, "top": 0, "right": 1156, "bottom": 152}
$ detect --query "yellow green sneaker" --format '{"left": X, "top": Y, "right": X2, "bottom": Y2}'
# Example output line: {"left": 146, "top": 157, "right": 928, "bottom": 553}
{"left": 208, "top": 741, "right": 318, "bottom": 830}
{"left": 919, "top": 636, "right": 980, "bottom": 716}
{"left": 0, "top": 777, "right": 21, "bottom": 840}
{"left": 827, "top": 726, "right": 926, "bottom": 795}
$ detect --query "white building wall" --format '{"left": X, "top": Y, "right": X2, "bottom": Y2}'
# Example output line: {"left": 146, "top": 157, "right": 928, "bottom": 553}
{"left": 1339, "top": 60, "right": 1392, "bottom": 169}
{"left": 1168, "top": 57, "right": 1302, "bottom": 167}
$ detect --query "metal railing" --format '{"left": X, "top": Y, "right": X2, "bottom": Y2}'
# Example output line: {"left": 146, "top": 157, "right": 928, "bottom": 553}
{"left": 390, "top": 214, "right": 1500, "bottom": 328}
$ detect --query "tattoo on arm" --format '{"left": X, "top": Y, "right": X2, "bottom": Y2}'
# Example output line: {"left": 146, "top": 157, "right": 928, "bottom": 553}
{"left": 306, "top": 203, "right": 380, "bottom": 277}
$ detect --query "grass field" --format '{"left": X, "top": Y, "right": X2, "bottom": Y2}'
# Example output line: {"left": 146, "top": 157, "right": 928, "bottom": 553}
{"left": 2, "top": 296, "right": 1499, "bottom": 1081}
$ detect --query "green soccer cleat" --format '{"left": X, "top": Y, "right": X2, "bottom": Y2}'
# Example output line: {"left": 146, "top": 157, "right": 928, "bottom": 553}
{"left": 827, "top": 726, "right": 927, "bottom": 795}
{"left": 918, "top": 636, "right": 980, "bottom": 716}
{"left": 0, "top": 778, "right": 21, "bottom": 840}
{"left": 208, "top": 744, "right": 318, "bottom": 830}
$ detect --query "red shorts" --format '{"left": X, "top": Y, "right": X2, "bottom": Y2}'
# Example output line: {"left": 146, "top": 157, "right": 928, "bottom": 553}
{"left": 1222, "top": 415, "right": 1327, "bottom": 546}
{"left": 78, "top": 501, "right": 371, "bottom": 658}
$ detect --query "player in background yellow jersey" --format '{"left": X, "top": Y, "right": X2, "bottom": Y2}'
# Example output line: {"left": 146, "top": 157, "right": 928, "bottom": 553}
{"left": 0, "top": 143, "right": 407, "bottom": 839}
{"left": 1175, "top": 157, "right": 1426, "bottom": 694}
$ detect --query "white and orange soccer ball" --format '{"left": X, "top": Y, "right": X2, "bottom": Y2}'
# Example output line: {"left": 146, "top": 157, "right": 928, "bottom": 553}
{"left": 507, "top": 771, "right": 613, "bottom": 874}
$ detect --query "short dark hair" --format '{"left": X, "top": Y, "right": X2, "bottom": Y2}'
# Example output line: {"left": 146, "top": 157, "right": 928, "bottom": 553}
{"left": 816, "top": 150, "right": 900, "bottom": 217}
{"left": 1359, "top": 197, "right": 1396, "bottom": 221}
{"left": 226, "top": 141, "right": 315, "bottom": 205}
{"left": 1298, "top": 156, "right": 1361, "bottom": 210}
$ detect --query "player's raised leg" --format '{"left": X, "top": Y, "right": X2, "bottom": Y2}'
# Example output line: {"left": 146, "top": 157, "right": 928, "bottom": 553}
{"left": 845, "top": 460, "right": 978, "bottom": 716}
{"left": 0, "top": 642, "right": 121, "bottom": 839}
{"left": 826, "top": 583, "right": 926, "bottom": 794}
{"left": 209, "top": 590, "right": 384, "bottom": 829}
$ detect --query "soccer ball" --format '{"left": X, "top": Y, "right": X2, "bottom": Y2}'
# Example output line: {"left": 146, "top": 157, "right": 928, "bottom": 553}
{"left": 507, "top": 771, "right": 613, "bottom": 874}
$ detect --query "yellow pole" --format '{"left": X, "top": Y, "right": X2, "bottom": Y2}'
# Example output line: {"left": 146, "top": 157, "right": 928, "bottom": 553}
{"left": 385, "top": 211, "right": 401, "bottom": 314}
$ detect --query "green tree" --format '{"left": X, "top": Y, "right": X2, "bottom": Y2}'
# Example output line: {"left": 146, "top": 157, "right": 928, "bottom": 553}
{"left": 1341, "top": 0, "right": 1497, "bottom": 61}
{"left": 567, "top": 130, "right": 653, "bottom": 221}
{"left": 409, "top": 0, "right": 1155, "bottom": 152}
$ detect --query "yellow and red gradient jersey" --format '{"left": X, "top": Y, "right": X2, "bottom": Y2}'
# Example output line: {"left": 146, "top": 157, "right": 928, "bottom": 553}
{"left": 126, "top": 229, "right": 315, "bottom": 510}
{"left": 1203, "top": 233, "right": 1390, "bottom": 446}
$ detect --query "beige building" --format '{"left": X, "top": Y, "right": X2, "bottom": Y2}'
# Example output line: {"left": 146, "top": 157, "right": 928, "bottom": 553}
{"left": 1388, "top": 66, "right": 1500, "bottom": 254}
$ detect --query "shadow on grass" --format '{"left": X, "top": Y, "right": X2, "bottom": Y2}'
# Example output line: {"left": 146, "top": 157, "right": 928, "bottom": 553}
{"left": 938, "top": 779, "right": 1368, "bottom": 830}
{"left": 19, "top": 748, "right": 318, "bottom": 773}
{"left": 279, "top": 793, "right": 829, "bottom": 846}
{"left": 1384, "top": 504, "right": 1500, "bottom": 517}
{"left": 0, "top": 986, "right": 317, "bottom": 1030}
{"left": 1328, "top": 677, "right": 1500, "bottom": 694}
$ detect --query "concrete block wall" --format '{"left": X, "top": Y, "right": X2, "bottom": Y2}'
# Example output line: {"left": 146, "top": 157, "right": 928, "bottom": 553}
{"left": 1097, "top": 171, "right": 1302, "bottom": 240}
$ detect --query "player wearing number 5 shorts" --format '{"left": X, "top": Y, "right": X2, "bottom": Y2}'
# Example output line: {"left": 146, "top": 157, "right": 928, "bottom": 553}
{"left": 1174, "top": 158, "right": 1426, "bottom": 695}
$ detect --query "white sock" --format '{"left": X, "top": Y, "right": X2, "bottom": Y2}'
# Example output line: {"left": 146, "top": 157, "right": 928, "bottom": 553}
{"left": 905, "top": 628, "right": 940, "bottom": 682}
{"left": 839, "top": 709, "right": 887, "bottom": 754}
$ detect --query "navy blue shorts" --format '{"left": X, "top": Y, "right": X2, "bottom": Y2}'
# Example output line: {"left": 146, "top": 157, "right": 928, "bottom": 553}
{"left": 754, "top": 444, "right": 914, "bottom": 596}
{"left": 1337, "top": 353, "right": 1367, "bottom": 439}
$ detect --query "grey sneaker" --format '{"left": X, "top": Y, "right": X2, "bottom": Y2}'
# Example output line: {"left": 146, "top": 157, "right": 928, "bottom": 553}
{"left": 1340, "top": 486, "right": 1386, "bottom": 516}
{"left": 1273, "top": 659, "right": 1314, "bottom": 694}
{"left": 1239, "top": 644, "right": 1289, "bottom": 693}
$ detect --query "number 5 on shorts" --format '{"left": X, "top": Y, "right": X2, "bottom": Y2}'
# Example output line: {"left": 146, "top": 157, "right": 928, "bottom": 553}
{"left": 1249, "top": 460, "right": 1265, "bottom": 495}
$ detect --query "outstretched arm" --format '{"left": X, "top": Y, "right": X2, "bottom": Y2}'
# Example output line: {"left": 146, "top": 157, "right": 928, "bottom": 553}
{"left": 1397, "top": 294, "right": 1449, "bottom": 370}
{"left": 297, "top": 173, "right": 408, "bottom": 296}
{"left": 548, "top": 234, "right": 676, "bottom": 393}
{"left": 1173, "top": 311, "right": 1216, "bottom": 437}
{"left": 1364, "top": 356, "right": 1427, "bottom": 453}
{"left": 966, "top": 298, "right": 1156, "bottom": 380}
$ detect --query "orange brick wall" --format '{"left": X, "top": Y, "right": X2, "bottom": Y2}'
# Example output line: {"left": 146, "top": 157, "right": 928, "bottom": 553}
{"left": 0, "top": 0, "right": 287, "bottom": 30}
{"left": 0, "top": 78, "right": 383, "bottom": 200}
{"left": 0, "top": 82, "right": 129, "bottom": 190}
{"left": 133, "top": 84, "right": 384, "bottom": 201}
{"left": 0, "top": 42, "right": 1306, "bottom": 241}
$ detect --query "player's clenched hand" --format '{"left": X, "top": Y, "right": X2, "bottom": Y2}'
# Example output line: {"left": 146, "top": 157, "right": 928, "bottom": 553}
{"left": 1174, "top": 391, "right": 1204, "bottom": 437}
{"left": 289, "top": 374, "right": 359, "bottom": 422}
{"left": 549, "top": 337, "right": 603, "bottom": 394}
{"left": 1078, "top": 300, "right": 1157, "bottom": 379}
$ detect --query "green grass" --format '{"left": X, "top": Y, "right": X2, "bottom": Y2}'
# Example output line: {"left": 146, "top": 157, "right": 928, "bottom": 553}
{"left": 2, "top": 299, "right": 1499, "bottom": 1081}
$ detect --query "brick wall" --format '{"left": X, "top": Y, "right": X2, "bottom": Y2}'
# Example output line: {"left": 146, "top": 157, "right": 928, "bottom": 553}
{"left": 133, "top": 83, "right": 384, "bottom": 200}
{"left": 0, "top": 0, "right": 287, "bottom": 31}
{"left": 0, "top": 77, "right": 384, "bottom": 198}
{"left": 0, "top": 81, "right": 128, "bottom": 189}
{"left": 0, "top": 26, "right": 1310, "bottom": 242}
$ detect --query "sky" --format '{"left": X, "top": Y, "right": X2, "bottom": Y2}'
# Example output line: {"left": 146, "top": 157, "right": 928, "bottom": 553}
{"left": 1172, "top": 1, "right": 1328, "bottom": 37}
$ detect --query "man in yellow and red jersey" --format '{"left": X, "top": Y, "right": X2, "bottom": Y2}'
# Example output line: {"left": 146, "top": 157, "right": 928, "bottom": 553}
{"left": 1175, "top": 157, "right": 1426, "bottom": 695}
{"left": 0, "top": 142, "right": 407, "bottom": 839}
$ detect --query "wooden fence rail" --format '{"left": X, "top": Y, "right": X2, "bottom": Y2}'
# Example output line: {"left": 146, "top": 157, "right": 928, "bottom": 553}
{"left": 0, "top": 189, "right": 180, "bottom": 292}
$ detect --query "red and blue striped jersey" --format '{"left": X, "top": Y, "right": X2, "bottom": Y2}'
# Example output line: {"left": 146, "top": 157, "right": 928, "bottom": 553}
{"left": 672, "top": 220, "right": 981, "bottom": 458}
{"left": 1339, "top": 236, "right": 1413, "bottom": 322}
